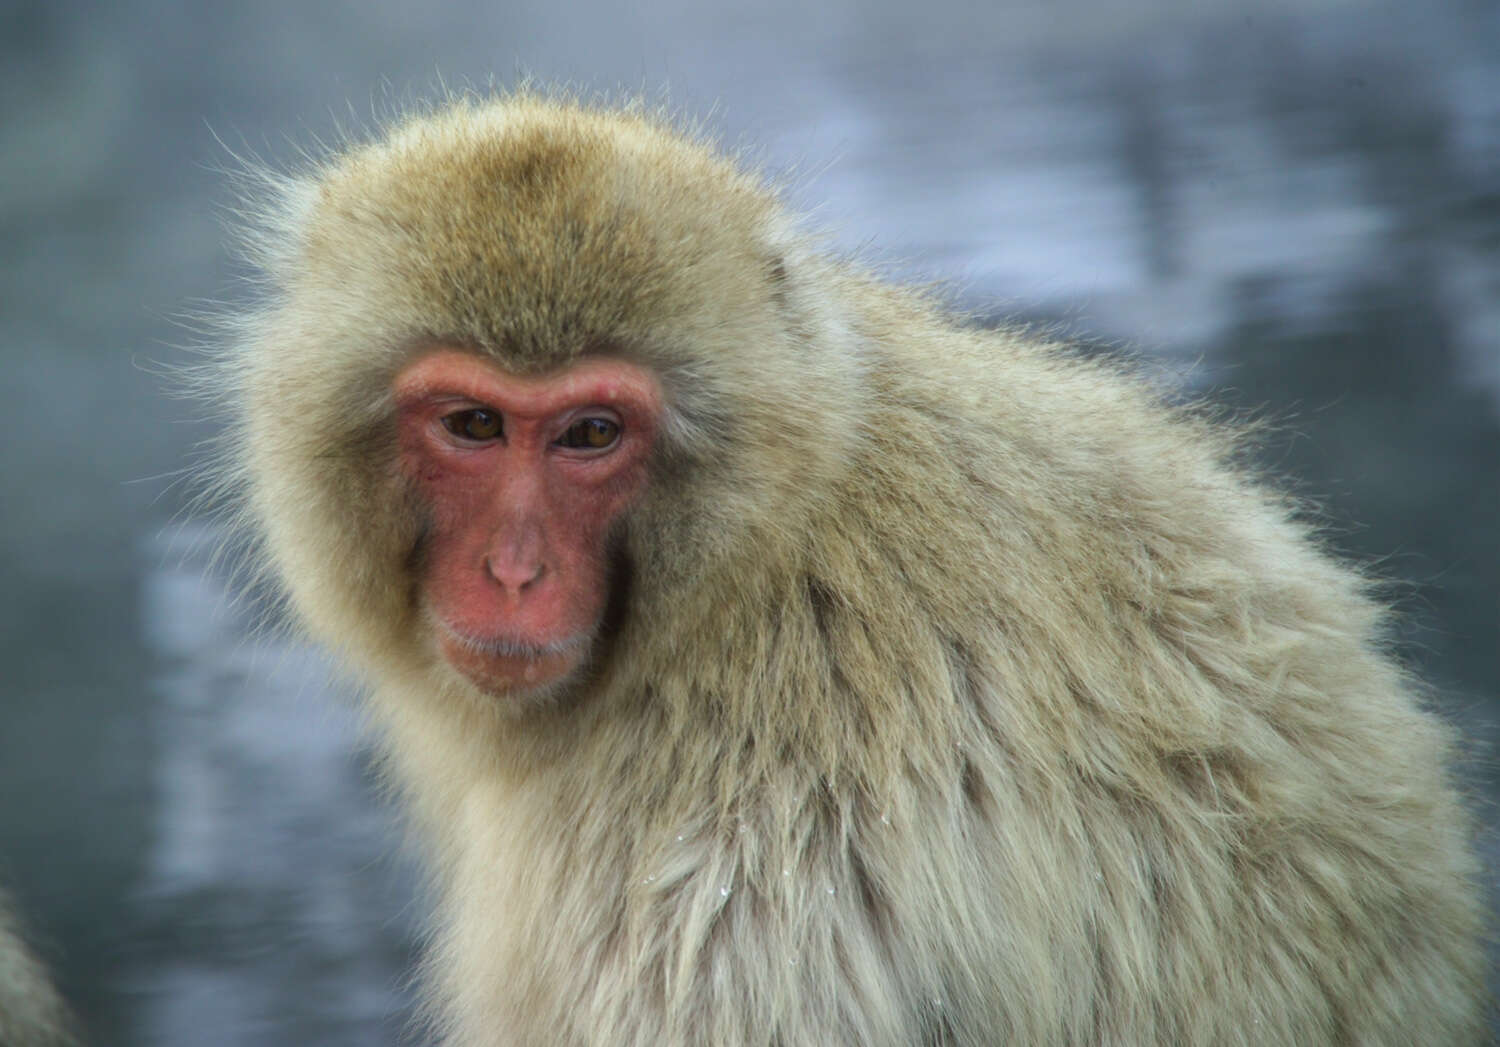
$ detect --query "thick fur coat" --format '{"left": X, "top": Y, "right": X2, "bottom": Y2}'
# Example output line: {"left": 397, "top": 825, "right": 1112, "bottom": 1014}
{"left": 222, "top": 95, "right": 1487, "bottom": 1045}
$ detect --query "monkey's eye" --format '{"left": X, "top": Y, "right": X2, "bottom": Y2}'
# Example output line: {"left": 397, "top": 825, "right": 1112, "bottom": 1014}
{"left": 441, "top": 409, "right": 503, "bottom": 441}
{"left": 556, "top": 417, "right": 621, "bottom": 450}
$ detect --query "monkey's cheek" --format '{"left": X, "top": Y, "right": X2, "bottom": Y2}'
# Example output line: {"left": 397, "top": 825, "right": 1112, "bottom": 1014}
{"left": 437, "top": 633, "right": 585, "bottom": 697}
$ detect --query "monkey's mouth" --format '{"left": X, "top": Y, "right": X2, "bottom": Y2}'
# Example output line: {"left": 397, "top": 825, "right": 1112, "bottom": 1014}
{"left": 432, "top": 618, "right": 593, "bottom": 696}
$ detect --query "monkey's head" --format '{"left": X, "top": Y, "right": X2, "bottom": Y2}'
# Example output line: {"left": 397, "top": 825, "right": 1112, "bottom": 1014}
{"left": 230, "top": 95, "right": 863, "bottom": 709}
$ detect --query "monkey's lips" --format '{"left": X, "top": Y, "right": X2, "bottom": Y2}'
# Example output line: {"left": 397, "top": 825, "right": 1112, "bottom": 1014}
{"left": 434, "top": 622, "right": 592, "bottom": 696}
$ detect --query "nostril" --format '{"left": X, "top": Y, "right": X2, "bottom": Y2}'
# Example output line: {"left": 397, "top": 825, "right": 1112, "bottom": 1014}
{"left": 520, "top": 562, "right": 544, "bottom": 592}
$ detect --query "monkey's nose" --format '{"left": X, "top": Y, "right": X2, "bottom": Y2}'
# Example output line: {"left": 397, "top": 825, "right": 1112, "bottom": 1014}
{"left": 485, "top": 556, "right": 545, "bottom": 596}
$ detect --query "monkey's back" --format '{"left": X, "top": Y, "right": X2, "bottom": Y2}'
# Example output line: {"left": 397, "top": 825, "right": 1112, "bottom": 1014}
{"left": 787, "top": 313, "right": 1488, "bottom": 1043}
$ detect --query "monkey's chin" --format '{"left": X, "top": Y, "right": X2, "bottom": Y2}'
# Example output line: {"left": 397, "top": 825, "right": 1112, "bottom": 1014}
{"left": 436, "top": 628, "right": 589, "bottom": 701}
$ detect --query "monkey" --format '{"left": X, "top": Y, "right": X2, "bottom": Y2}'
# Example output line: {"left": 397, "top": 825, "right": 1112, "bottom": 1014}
{"left": 211, "top": 93, "right": 1488, "bottom": 1045}
{"left": 0, "top": 891, "right": 75, "bottom": 1047}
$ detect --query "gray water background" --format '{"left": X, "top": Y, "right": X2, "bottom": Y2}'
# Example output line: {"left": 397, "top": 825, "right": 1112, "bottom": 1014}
{"left": 1, "top": 1, "right": 1496, "bottom": 1042}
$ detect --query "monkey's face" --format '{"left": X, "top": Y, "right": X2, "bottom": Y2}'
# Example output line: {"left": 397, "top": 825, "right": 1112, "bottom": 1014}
{"left": 393, "top": 348, "right": 661, "bottom": 699}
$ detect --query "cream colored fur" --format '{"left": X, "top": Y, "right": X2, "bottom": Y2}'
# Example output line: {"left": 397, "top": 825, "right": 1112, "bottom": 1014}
{"left": 0, "top": 892, "right": 74, "bottom": 1047}
{"left": 219, "top": 93, "right": 1487, "bottom": 1045}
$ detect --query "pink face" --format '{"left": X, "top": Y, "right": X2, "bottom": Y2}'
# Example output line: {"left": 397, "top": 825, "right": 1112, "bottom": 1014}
{"left": 393, "top": 349, "right": 662, "bottom": 698}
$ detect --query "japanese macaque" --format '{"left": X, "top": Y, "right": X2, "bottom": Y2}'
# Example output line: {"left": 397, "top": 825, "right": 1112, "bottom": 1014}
{"left": 0, "top": 891, "right": 74, "bottom": 1047}
{"left": 215, "top": 94, "right": 1487, "bottom": 1045}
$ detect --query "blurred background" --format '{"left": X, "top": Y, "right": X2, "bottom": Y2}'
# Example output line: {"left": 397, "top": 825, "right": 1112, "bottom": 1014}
{"left": 1, "top": 0, "right": 1496, "bottom": 1042}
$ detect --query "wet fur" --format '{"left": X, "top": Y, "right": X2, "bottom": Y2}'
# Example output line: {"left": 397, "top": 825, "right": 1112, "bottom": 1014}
{"left": 219, "top": 92, "right": 1487, "bottom": 1045}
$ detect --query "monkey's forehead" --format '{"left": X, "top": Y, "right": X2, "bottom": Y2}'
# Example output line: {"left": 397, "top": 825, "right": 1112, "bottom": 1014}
{"left": 288, "top": 97, "right": 789, "bottom": 370}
